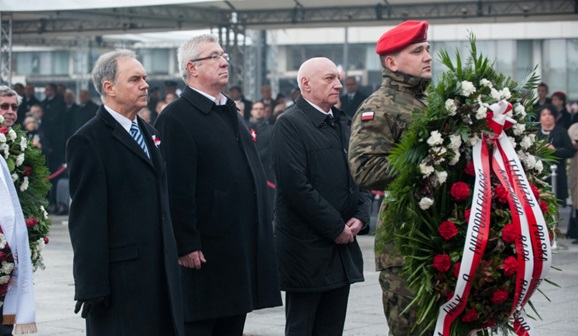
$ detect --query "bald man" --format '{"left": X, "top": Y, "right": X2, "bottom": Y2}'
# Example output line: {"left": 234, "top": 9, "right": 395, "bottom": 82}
{"left": 271, "top": 57, "right": 372, "bottom": 336}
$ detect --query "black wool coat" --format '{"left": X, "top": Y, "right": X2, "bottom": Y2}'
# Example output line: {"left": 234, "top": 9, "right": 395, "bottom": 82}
{"left": 271, "top": 96, "right": 372, "bottom": 292}
{"left": 67, "top": 107, "right": 184, "bottom": 336}
{"left": 154, "top": 86, "right": 282, "bottom": 321}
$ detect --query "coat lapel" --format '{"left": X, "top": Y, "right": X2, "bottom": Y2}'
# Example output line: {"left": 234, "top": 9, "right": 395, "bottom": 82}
{"left": 97, "top": 108, "right": 154, "bottom": 168}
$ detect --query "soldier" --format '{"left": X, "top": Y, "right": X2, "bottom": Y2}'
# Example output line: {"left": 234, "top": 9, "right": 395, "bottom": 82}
{"left": 347, "top": 20, "right": 432, "bottom": 336}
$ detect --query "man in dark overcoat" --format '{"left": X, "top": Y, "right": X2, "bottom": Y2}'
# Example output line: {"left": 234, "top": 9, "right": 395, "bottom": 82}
{"left": 154, "top": 34, "right": 281, "bottom": 336}
{"left": 271, "top": 57, "right": 372, "bottom": 336}
{"left": 66, "top": 49, "right": 184, "bottom": 336}
{"left": 339, "top": 76, "right": 368, "bottom": 118}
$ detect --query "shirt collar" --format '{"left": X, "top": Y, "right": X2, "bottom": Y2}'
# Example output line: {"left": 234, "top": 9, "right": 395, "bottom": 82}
{"left": 103, "top": 105, "right": 134, "bottom": 134}
{"left": 302, "top": 97, "right": 333, "bottom": 118}
{"left": 189, "top": 87, "right": 227, "bottom": 105}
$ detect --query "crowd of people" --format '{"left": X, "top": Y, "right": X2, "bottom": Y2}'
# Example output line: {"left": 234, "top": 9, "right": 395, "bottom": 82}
{"left": 2, "top": 18, "right": 578, "bottom": 336}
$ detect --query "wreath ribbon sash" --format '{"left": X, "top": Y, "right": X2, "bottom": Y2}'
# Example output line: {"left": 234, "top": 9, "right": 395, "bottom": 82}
{"left": 434, "top": 100, "right": 551, "bottom": 335}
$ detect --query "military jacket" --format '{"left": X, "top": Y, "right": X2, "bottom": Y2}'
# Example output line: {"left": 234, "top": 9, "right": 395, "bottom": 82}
{"left": 348, "top": 67, "right": 429, "bottom": 270}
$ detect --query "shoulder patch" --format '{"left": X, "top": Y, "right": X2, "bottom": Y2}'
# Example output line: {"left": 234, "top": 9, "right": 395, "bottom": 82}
{"left": 361, "top": 111, "right": 375, "bottom": 121}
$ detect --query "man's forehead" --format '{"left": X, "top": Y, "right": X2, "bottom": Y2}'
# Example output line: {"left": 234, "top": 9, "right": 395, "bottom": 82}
{"left": 0, "top": 96, "right": 17, "bottom": 104}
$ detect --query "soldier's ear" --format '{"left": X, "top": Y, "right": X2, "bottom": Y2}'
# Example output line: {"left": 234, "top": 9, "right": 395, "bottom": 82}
{"left": 384, "top": 55, "right": 398, "bottom": 72}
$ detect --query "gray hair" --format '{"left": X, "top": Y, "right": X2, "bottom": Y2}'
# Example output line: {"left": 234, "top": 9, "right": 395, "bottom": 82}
{"left": 0, "top": 85, "right": 22, "bottom": 105}
{"left": 92, "top": 49, "right": 137, "bottom": 97}
{"left": 178, "top": 34, "right": 219, "bottom": 83}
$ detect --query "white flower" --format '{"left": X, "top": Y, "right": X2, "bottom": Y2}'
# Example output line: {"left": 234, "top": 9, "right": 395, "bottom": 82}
{"left": 490, "top": 88, "right": 501, "bottom": 100}
{"left": 475, "top": 104, "right": 488, "bottom": 120}
{"left": 420, "top": 161, "right": 434, "bottom": 177}
{"left": 20, "top": 136, "right": 27, "bottom": 151}
{"left": 15, "top": 153, "right": 24, "bottom": 166}
{"left": 480, "top": 78, "right": 493, "bottom": 88}
{"left": 1, "top": 261, "right": 13, "bottom": 275}
{"left": 520, "top": 136, "right": 532, "bottom": 150}
{"left": 445, "top": 99, "right": 457, "bottom": 116}
{"left": 1, "top": 144, "right": 8, "bottom": 159}
{"left": 500, "top": 87, "right": 512, "bottom": 99}
{"left": 37, "top": 237, "right": 46, "bottom": 252}
{"left": 449, "top": 151, "right": 461, "bottom": 166}
{"left": 513, "top": 123, "right": 526, "bottom": 136}
{"left": 40, "top": 205, "right": 48, "bottom": 220}
{"left": 0, "top": 115, "right": 4, "bottom": 123}
{"left": 524, "top": 154, "right": 537, "bottom": 169}
{"left": 432, "top": 146, "right": 447, "bottom": 155}
{"left": 0, "top": 133, "right": 5, "bottom": 143}
{"left": 419, "top": 197, "right": 434, "bottom": 210}
{"left": 19, "top": 176, "right": 29, "bottom": 192}
{"left": 460, "top": 81, "right": 476, "bottom": 96}
{"left": 529, "top": 134, "right": 536, "bottom": 143}
{"left": 0, "top": 275, "right": 10, "bottom": 285}
{"left": 8, "top": 129, "right": 16, "bottom": 141}
{"left": 508, "top": 137, "right": 517, "bottom": 148}
{"left": 0, "top": 234, "right": 5, "bottom": 250}
{"left": 435, "top": 171, "right": 448, "bottom": 185}
{"left": 468, "top": 134, "right": 480, "bottom": 146}
{"left": 11, "top": 173, "right": 18, "bottom": 182}
{"left": 514, "top": 104, "right": 526, "bottom": 118}
{"left": 427, "top": 131, "right": 443, "bottom": 146}
{"left": 535, "top": 159, "right": 544, "bottom": 173}
{"left": 448, "top": 134, "right": 462, "bottom": 150}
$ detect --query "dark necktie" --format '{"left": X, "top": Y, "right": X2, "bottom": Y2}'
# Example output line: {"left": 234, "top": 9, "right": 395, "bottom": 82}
{"left": 130, "top": 121, "right": 150, "bottom": 158}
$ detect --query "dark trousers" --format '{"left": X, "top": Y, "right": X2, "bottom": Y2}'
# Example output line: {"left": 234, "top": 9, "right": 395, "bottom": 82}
{"left": 285, "top": 285, "right": 351, "bottom": 336}
{"left": 184, "top": 314, "right": 246, "bottom": 336}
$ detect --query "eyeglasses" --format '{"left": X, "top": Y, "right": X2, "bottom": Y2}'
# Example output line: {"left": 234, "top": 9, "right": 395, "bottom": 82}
{"left": 190, "top": 53, "right": 230, "bottom": 63}
{"left": 0, "top": 103, "right": 18, "bottom": 111}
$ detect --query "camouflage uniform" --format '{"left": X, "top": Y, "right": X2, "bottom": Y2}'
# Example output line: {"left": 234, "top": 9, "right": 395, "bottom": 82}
{"left": 348, "top": 67, "right": 429, "bottom": 336}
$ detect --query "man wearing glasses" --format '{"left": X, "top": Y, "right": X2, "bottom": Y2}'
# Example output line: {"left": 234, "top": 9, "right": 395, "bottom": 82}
{"left": 0, "top": 86, "right": 19, "bottom": 128}
{"left": 154, "top": 34, "right": 281, "bottom": 336}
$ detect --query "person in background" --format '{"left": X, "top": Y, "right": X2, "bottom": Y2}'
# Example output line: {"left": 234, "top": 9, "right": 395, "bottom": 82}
{"left": 138, "top": 107, "right": 152, "bottom": 124}
{"left": 271, "top": 57, "right": 372, "bottom": 336}
{"left": 339, "top": 76, "right": 368, "bottom": 118}
{"left": 154, "top": 34, "right": 281, "bottom": 336}
{"left": 248, "top": 101, "right": 275, "bottom": 201}
{"left": 23, "top": 116, "right": 43, "bottom": 149}
{"left": 552, "top": 91, "right": 571, "bottom": 129}
{"left": 66, "top": 49, "right": 184, "bottom": 336}
{"left": 348, "top": 20, "right": 432, "bottom": 336}
{"left": 227, "top": 85, "right": 252, "bottom": 121}
{"left": 536, "top": 104, "right": 576, "bottom": 206}
{"left": 533, "top": 82, "right": 551, "bottom": 111}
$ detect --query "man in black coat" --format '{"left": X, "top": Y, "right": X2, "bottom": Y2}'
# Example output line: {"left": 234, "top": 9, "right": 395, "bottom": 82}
{"left": 66, "top": 49, "right": 184, "bottom": 336}
{"left": 339, "top": 76, "right": 368, "bottom": 118}
{"left": 154, "top": 34, "right": 281, "bottom": 336}
{"left": 68, "top": 89, "right": 99, "bottom": 135}
{"left": 271, "top": 57, "right": 372, "bottom": 336}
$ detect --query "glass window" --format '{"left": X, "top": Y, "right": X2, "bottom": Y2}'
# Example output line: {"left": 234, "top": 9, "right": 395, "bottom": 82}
{"left": 567, "top": 39, "right": 578, "bottom": 101}
{"left": 516, "top": 40, "right": 534, "bottom": 84}
{"left": 543, "top": 39, "right": 568, "bottom": 94}
{"left": 140, "top": 49, "right": 170, "bottom": 74}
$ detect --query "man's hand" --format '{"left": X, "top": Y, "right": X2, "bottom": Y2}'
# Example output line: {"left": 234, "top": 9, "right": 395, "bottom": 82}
{"left": 74, "top": 297, "right": 107, "bottom": 318}
{"left": 335, "top": 226, "right": 354, "bottom": 244}
{"left": 346, "top": 218, "right": 365, "bottom": 236}
{"left": 178, "top": 250, "right": 207, "bottom": 269}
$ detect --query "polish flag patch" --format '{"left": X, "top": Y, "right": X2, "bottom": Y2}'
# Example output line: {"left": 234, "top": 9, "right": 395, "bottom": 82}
{"left": 250, "top": 128, "right": 257, "bottom": 142}
{"left": 361, "top": 111, "right": 375, "bottom": 121}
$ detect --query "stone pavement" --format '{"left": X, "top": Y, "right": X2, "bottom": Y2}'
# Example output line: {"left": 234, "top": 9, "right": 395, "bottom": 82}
{"left": 32, "top": 208, "right": 578, "bottom": 335}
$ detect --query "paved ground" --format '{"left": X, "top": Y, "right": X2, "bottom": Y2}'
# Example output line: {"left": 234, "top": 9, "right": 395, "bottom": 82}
{"left": 32, "top": 208, "right": 578, "bottom": 335}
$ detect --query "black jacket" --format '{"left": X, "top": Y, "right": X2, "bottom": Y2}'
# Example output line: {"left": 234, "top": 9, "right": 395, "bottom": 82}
{"left": 154, "top": 86, "right": 282, "bottom": 321}
{"left": 340, "top": 91, "right": 368, "bottom": 118}
{"left": 271, "top": 96, "right": 372, "bottom": 292}
{"left": 67, "top": 107, "right": 184, "bottom": 335}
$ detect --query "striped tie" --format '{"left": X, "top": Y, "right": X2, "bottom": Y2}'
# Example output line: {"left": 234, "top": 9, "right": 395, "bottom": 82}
{"left": 130, "top": 121, "right": 150, "bottom": 158}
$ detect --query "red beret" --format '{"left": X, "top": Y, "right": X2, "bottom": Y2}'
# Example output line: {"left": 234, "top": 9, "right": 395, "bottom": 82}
{"left": 551, "top": 91, "right": 567, "bottom": 101}
{"left": 376, "top": 20, "right": 429, "bottom": 55}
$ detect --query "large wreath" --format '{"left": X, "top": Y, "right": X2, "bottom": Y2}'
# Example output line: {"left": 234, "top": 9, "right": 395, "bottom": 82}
{"left": 376, "top": 34, "right": 558, "bottom": 335}
{"left": 0, "top": 116, "right": 51, "bottom": 272}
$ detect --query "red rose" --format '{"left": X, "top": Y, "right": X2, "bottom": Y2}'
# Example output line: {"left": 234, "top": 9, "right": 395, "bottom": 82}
{"left": 433, "top": 254, "right": 451, "bottom": 272}
{"left": 540, "top": 201, "right": 548, "bottom": 213}
{"left": 494, "top": 185, "right": 509, "bottom": 203}
{"left": 0, "top": 252, "right": 6, "bottom": 261}
{"left": 464, "top": 161, "right": 475, "bottom": 176}
{"left": 490, "top": 289, "right": 509, "bottom": 304}
{"left": 464, "top": 209, "right": 471, "bottom": 221}
{"left": 44, "top": 237, "right": 49, "bottom": 244}
{"left": 461, "top": 307, "right": 478, "bottom": 322}
{"left": 0, "top": 126, "right": 8, "bottom": 135}
{"left": 450, "top": 182, "right": 470, "bottom": 201}
{"left": 530, "top": 185, "right": 540, "bottom": 200}
{"left": 453, "top": 261, "right": 461, "bottom": 279}
{"left": 0, "top": 283, "right": 8, "bottom": 296}
{"left": 438, "top": 221, "right": 458, "bottom": 240}
{"left": 23, "top": 166, "right": 32, "bottom": 177}
{"left": 501, "top": 224, "right": 518, "bottom": 243}
{"left": 502, "top": 256, "right": 518, "bottom": 276}
{"left": 482, "top": 318, "right": 496, "bottom": 328}
{"left": 25, "top": 218, "right": 39, "bottom": 229}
